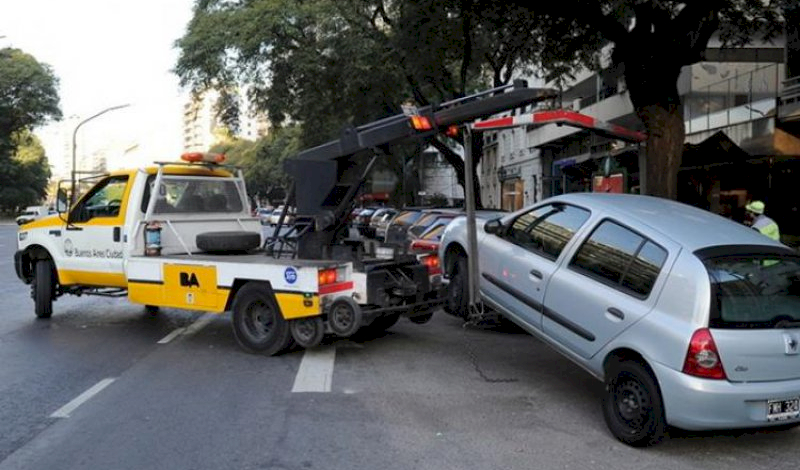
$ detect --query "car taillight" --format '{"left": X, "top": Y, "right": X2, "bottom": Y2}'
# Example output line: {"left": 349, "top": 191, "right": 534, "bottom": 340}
{"left": 682, "top": 328, "right": 727, "bottom": 380}
{"left": 318, "top": 268, "right": 337, "bottom": 286}
{"left": 421, "top": 254, "right": 442, "bottom": 275}
{"left": 410, "top": 240, "right": 438, "bottom": 253}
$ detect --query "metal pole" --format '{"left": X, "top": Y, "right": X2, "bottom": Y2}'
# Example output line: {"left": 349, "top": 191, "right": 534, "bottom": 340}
{"left": 463, "top": 127, "right": 480, "bottom": 307}
{"left": 71, "top": 104, "right": 131, "bottom": 205}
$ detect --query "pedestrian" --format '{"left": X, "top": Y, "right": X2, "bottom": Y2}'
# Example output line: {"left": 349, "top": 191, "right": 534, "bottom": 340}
{"left": 744, "top": 200, "right": 780, "bottom": 241}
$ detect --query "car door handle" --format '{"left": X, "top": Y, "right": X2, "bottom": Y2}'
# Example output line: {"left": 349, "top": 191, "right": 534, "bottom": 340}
{"left": 606, "top": 307, "right": 625, "bottom": 320}
{"left": 529, "top": 269, "right": 543, "bottom": 280}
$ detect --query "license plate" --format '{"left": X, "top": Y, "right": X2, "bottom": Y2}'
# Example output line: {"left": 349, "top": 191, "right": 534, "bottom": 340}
{"left": 767, "top": 398, "right": 800, "bottom": 421}
{"left": 375, "top": 247, "right": 394, "bottom": 259}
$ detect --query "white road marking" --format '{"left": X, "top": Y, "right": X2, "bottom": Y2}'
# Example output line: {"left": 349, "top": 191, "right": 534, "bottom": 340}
{"left": 182, "top": 314, "right": 215, "bottom": 337}
{"left": 50, "top": 378, "right": 116, "bottom": 418}
{"left": 157, "top": 314, "right": 215, "bottom": 344}
{"left": 157, "top": 327, "right": 187, "bottom": 344}
{"left": 292, "top": 347, "right": 336, "bottom": 393}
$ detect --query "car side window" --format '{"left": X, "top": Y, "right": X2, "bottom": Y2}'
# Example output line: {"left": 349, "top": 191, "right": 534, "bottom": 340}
{"left": 70, "top": 176, "right": 129, "bottom": 223}
{"left": 505, "top": 204, "right": 590, "bottom": 260}
{"left": 570, "top": 220, "right": 668, "bottom": 298}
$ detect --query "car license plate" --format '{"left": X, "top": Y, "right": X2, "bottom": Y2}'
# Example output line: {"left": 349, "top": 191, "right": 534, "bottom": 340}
{"left": 375, "top": 246, "right": 394, "bottom": 259}
{"left": 767, "top": 398, "right": 800, "bottom": 421}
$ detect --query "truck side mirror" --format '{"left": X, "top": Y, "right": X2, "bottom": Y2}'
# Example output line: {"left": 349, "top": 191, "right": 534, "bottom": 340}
{"left": 484, "top": 218, "right": 504, "bottom": 236}
{"left": 56, "top": 182, "right": 70, "bottom": 214}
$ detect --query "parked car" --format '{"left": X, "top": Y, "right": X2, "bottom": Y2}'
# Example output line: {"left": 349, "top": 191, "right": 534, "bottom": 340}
{"left": 383, "top": 209, "right": 428, "bottom": 245}
{"left": 256, "top": 208, "right": 273, "bottom": 225}
{"left": 354, "top": 207, "right": 378, "bottom": 236}
{"left": 374, "top": 209, "right": 400, "bottom": 241}
{"left": 409, "top": 224, "right": 446, "bottom": 254}
{"left": 440, "top": 193, "right": 800, "bottom": 446}
{"left": 366, "top": 208, "right": 397, "bottom": 239}
{"left": 406, "top": 211, "right": 458, "bottom": 241}
{"left": 15, "top": 206, "right": 50, "bottom": 226}
{"left": 268, "top": 205, "right": 295, "bottom": 226}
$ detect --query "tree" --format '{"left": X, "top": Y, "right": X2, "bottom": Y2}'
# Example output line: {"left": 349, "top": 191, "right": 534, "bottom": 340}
{"left": 0, "top": 130, "right": 52, "bottom": 212}
{"left": 508, "top": 0, "right": 789, "bottom": 199}
{"left": 0, "top": 48, "right": 61, "bottom": 213}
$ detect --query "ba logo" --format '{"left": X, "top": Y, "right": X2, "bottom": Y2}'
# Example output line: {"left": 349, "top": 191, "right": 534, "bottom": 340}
{"left": 180, "top": 272, "right": 200, "bottom": 288}
{"left": 284, "top": 267, "right": 298, "bottom": 284}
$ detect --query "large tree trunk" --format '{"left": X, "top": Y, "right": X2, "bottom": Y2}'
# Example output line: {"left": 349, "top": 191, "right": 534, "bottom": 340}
{"left": 635, "top": 103, "right": 684, "bottom": 199}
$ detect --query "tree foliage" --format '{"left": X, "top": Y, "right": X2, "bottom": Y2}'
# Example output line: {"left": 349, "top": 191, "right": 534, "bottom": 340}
{"left": 0, "top": 48, "right": 61, "bottom": 213}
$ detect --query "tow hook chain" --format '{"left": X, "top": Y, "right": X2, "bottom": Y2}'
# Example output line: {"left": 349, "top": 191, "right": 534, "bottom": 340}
{"left": 462, "top": 304, "right": 518, "bottom": 384}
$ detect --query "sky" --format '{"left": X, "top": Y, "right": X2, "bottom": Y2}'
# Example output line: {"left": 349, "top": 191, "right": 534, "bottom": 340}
{"left": 0, "top": 0, "right": 197, "bottom": 174}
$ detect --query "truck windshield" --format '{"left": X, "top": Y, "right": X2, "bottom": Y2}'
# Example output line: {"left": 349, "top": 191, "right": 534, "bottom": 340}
{"left": 705, "top": 255, "right": 800, "bottom": 329}
{"left": 143, "top": 175, "right": 245, "bottom": 214}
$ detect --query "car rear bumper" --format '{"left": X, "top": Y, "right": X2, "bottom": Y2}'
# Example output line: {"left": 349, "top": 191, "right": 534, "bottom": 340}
{"left": 653, "top": 361, "right": 800, "bottom": 430}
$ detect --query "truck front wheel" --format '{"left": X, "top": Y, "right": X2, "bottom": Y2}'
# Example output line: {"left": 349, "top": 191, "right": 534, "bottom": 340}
{"left": 33, "top": 259, "right": 54, "bottom": 319}
{"left": 231, "top": 283, "right": 292, "bottom": 355}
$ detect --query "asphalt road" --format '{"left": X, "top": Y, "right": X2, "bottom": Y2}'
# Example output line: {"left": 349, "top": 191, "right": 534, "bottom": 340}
{"left": 1, "top": 223, "right": 799, "bottom": 470}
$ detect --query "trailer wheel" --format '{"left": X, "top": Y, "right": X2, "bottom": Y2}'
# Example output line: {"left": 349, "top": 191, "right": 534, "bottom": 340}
{"left": 290, "top": 316, "right": 324, "bottom": 349}
{"left": 328, "top": 297, "right": 363, "bottom": 338}
{"left": 33, "top": 259, "right": 54, "bottom": 319}
{"left": 231, "top": 283, "right": 292, "bottom": 355}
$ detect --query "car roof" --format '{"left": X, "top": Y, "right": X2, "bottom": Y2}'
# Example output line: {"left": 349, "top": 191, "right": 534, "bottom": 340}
{"left": 549, "top": 193, "right": 783, "bottom": 252}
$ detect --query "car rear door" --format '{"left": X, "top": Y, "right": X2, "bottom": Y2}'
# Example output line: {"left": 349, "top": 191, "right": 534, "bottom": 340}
{"left": 479, "top": 203, "right": 591, "bottom": 331}
{"left": 703, "top": 253, "right": 800, "bottom": 382}
{"left": 542, "top": 219, "right": 677, "bottom": 359}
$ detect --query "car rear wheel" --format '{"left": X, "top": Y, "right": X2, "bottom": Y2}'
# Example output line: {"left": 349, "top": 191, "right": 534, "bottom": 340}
{"left": 603, "top": 359, "right": 667, "bottom": 447}
{"left": 33, "top": 259, "right": 54, "bottom": 319}
{"left": 231, "top": 283, "right": 292, "bottom": 355}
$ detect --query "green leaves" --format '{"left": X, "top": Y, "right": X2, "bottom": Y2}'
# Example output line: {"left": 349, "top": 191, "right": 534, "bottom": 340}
{"left": 0, "top": 48, "right": 60, "bottom": 213}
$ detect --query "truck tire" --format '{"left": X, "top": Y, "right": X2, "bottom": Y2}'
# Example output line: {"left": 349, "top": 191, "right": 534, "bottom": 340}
{"left": 444, "top": 256, "right": 468, "bottom": 319}
{"left": 34, "top": 259, "right": 54, "bottom": 319}
{"left": 231, "top": 283, "right": 292, "bottom": 355}
{"left": 196, "top": 231, "right": 260, "bottom": 253}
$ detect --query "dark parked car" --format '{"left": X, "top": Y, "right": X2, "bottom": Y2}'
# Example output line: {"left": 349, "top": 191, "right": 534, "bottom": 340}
{"left": 366, "top": 208, "right": 397, "bottom": 239}
{"left": 384, "top": 209, "right": 427, "bottom": 244}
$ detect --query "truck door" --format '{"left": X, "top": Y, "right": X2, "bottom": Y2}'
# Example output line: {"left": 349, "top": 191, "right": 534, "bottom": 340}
{"left": 59, "top": 175, "right": 131, "bottom": 288}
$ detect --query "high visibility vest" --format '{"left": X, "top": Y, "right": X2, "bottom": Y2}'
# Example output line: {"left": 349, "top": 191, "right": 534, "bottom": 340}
{"left": 752, "top": 215, "right": 780, "bottom": 241}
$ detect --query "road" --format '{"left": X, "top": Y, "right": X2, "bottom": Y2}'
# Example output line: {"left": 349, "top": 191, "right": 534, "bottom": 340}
{"left": 1, "top": 223, "right": 799, "bottom": 470}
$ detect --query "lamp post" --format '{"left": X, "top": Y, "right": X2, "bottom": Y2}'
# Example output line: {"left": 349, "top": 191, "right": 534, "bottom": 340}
{"left": 70, "top": 103, "right": 131, "bottom": 204}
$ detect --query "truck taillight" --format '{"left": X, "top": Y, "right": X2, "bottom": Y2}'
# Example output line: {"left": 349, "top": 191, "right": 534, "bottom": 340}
{"left": 682, "top": 328, "right": 727, "bottom": 380}
{"left": 421, "top": 254, "right": 441, "bottom": 275}
{"left": 318, "top": 268, "right": 337, "bottom": 286}
{"left": 410, "top": 115, "right": 433, "bottom": 131}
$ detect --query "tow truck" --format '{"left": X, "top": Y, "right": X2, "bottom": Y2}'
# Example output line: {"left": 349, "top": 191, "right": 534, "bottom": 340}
{"left": 14, "top": 81, "right": 555, "bottom": 355}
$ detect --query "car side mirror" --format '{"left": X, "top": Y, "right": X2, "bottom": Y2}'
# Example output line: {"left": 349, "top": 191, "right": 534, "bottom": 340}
{"left": 484, "top": 218, "right": 504, "bottom": 236}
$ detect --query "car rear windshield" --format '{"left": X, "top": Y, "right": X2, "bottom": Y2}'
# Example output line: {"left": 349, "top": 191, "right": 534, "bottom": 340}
{"left": 391, "top": 211, "right": 423, "bottom": 227}
{"left": 705, "top": 255, "right": 800, "bottom": 329}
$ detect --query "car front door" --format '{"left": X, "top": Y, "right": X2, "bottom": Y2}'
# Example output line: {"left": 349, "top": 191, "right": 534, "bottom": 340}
{"left": 59, "top": 175, "right": 131, "bottom": 288}
{"left": 479, "top": 203, "right": 591, "bottom": 331}
{"left": 543, "top": 219, "right": 677, "bottom": 359}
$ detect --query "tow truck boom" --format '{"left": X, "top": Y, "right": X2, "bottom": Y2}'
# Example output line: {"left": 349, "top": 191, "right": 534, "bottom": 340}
{"left": 280, "top": 80, "right": 557, "bottom": 260}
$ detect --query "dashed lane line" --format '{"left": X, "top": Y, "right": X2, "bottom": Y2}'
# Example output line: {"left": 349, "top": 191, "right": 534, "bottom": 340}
{"left": 50, "top": 378, "right": 116, "bottom": 418}
{"left": 291, "top": 347, "right": 336, "bottom": 393}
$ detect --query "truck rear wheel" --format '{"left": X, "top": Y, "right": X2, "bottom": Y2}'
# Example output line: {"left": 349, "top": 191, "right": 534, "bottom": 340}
{"left": 231, "top": 283, "right": 292, "bottom": 355}
{"left": 33, "top": 259, "right": 54, "bottom": 319}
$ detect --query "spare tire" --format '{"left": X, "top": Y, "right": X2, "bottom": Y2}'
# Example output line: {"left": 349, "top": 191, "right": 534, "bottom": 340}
{"left": 196, "top": 231, "right": 260, "bottom": 253}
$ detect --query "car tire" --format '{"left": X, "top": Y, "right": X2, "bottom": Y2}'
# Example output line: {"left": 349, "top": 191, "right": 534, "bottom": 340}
{"left": 444, "top": 255, "right": 469, "bottom": 319}
{"left": 231, "top": 283, "right": 292, "bottom": 355}
{"left": 196, "top": 231, "right": 260, "bottom": 253}
{"left": 289, "top": 316, "right": 325, "bottom": 349}
{"left": 603, "top": 359, "right": 667, "bottom": 447}
{"left": 33, "top": 259, "right": 54, "bottom": 319}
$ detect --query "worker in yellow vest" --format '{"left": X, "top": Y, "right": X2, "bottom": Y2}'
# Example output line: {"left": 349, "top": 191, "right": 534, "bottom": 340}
{"left": 745, "top": 200, "right": 780, "bottom": 241}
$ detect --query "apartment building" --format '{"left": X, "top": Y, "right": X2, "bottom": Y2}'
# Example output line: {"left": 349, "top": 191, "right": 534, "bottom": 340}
{"left": 182, "top": 89, "right": 270, "bottom": 152}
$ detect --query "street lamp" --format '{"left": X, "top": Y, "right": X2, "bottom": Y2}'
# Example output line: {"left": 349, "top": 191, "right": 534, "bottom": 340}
{"left": 70, "top": 103, "right": 131, "bottom": 204}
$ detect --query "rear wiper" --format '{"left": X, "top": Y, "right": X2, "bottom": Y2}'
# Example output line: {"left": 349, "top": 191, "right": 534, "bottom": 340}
{"left": 774, "top": 319, "right": 800, "bottom": 329}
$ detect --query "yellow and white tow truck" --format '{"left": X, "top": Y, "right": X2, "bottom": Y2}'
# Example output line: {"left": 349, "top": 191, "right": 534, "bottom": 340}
{"left": 15, "top": 81, "right": 555, "bottom": 355}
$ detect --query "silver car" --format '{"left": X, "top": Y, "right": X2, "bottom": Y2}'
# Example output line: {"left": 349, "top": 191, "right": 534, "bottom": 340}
{"left": 439, "top": 193, "right": 800, "bottom": 446}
